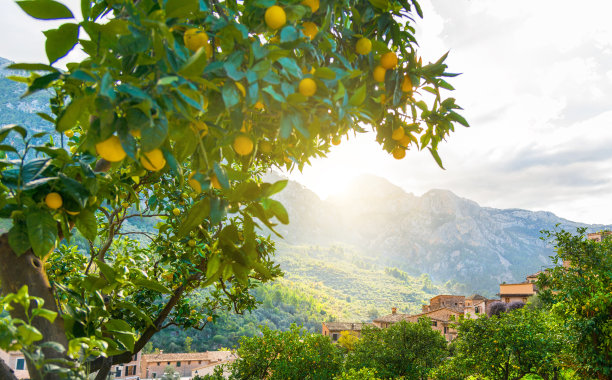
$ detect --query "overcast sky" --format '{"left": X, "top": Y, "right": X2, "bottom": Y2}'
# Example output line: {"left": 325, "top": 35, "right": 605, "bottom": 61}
{"left": 1, "top": 0, "right": 611, "bottom": 224}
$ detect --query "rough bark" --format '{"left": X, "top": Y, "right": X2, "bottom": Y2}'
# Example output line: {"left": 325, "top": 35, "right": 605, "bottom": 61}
{"left": 0, "top": 233, "right": 69, "bottom": 380}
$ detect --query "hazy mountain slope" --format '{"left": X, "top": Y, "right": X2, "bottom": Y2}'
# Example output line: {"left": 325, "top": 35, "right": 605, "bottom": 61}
{"left": 268, "top": 173, "right": 609, "bottom": 295}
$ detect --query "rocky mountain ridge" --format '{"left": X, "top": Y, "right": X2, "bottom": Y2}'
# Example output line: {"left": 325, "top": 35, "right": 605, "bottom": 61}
{"left": 267, "top": 172, "right": 609, "bottom": 294}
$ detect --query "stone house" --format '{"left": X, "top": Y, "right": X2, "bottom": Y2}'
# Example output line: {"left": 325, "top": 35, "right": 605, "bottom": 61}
{"left": 110, "top": 352, "right": 141, "bottom": 379}
{"left": 372, "top": 307, "right": 410, "bottom": 328}
{"left": 422, "top": 295, "right": 465, "bottom": 313}
{"left": 463, "top": 294, "right": 499, "bottom": 319}
{"left": 372, "top": 305, "right": 462, "bottom": 342}
{"left": 140, "top": 351, "right": 234, "bottom": 379}
{"left": 321, "top": 322, "right": 368, "bottom": 343}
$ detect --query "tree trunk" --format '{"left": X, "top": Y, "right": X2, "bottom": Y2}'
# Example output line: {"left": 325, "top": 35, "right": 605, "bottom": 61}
{"left": 0, "top": 233, "right": 69, "bottom": 380}
{"left": 0, "top": 358, "right": 19, "bottom": 380}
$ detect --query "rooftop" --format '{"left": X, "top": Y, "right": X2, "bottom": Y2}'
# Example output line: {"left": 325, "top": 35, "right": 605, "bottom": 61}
{"left": 322, "top": 322, "right": 369, "bottom": 331}
{"left": 142, "top": 351, "right": 233, "bottom": 362}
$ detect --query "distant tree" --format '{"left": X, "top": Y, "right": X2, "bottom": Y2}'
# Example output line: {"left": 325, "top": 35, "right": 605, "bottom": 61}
{"left": 489, "top": 302, "right": 507, "bottom": 316}
{"left": 346, "top": 319, "right": 447, "bottom": 379}
{"left": 506, "top": 301, "right": 525, "bottom": 311}
{"left": 433, "top": 308, "right": 564, "bottom": 380}
{"left": 367, "top": 307, "right": 379, "bottom": 322}
{"left": 161, "top": 366, "right": 180, "bottom": 380}
{"left": 337, "top": 330, "right": 359, "bottom": 351}
{"left": 184, "top": 336, "right": 194, "bottom": 353}
{"left": 334, "top": 367, "right": 381, "bottom": 380}
{"left": 539, "top": 228, "right": 612, "bottom": 379}
{"left": 227, "top": 325, "right": 342, "bottom": 379}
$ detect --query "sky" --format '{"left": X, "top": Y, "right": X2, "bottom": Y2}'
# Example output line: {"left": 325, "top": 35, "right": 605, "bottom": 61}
{"left": 1, "top": 0, "right": 611, "bottom": 224}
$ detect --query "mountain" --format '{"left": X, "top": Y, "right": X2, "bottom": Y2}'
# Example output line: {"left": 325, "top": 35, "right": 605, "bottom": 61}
{"left": 267, "top": 172, "right": 610, "bottom": 295}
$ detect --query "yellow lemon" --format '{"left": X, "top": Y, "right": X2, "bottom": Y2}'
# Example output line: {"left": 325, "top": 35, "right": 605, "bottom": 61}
{"left": 45, "top": 192, "right": 63, "bottom": 209}
{"left": 122, "top": 202, "right": 130, "bottom": 209}
{"left": 210, "top": 174, "right": 222, "bottom": 190}
{"left": 302, "top": 22, "right": 318, "bottom": 40}
{"left": 188, "top": 173, "right": 202, "bottom": 193}
{"left": 233, "top": 135, "right": 254, "bottom": 156}
{"left": 392, "top": 146, "right": 406, "bottom": 160}
{"left": 265, "top": 6, "right": 286, "bottom": 30}
{"left": 373, "top": 66, "right": 386, "bottom": 83}
{"left": 188, "top": 239, "right": 196, "bottom": 247}
{"left": 298, "top": 78, "right": 317, "bottom": 97}
{"left": 332, "top": 136, "right": 341, "bottom": 146}
{"left": 172, "top": 208, "right": 181, "bottom": 216}
{"left": 65, "top": 209, "right": 80, "bottom": 216}
{"left": 301, "top": 0, "right": 319, "bottom": 13}
{"left": 259, "top": 140, "right": 273, "bottom": 154}
{"left": 356, "top": 38, "right": 372, "bottom": 55}
{"left": 254, "top": 101, "right": 265, "bottom": 110}
{"left": 95, "top": 135, "right": 126, "bottom": 162}
{"left": 402, "top": 75, "right": 413, "bottom": 93}
{"left": 235, "top": 82, "right": 246, "bottom": 97}
{"left": 207, "top": 315, "right": 214, "bottom": 322}
{"left": 381, "top": 51, "right": 398, "bottom": 69}
{"left": 194, "top": 121, "right": 208, "bottom": 137}
{"left": 140, "top": 149, "right": 166, "bottom": 171}
{"left": 392, "top": 128, "right": 405, "bottom": 141}
{"left": 399, "top": 135, "right": 411, "bottom": 147}
{"left": 64, "top": 130, "right": 74, "bottom": 138}
{"left": 184, "top": 28, "right": 213, "bottom": 57}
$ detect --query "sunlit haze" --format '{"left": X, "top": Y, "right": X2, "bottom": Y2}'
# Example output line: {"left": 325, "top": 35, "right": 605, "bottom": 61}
{"left": 1, "top": 0, "right": 612, "bottom": 224}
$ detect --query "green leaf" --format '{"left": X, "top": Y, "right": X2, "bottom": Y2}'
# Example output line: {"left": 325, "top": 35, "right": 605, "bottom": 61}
{"left": 349, "top": 84, "right": 367, "bottom": 106}
{"left": 166, "top": 0, "right": 198, "bottom": 18}
{"left": 43, "top": 23, "right": 79, "bottom": 64}
{"left": 264, "top": 180, "right": 288, "bottom": 197}
{"left": 206, "top": 254, "right": 221, "bottom": 279}
{"left": 17, "top": 325, "right": 43, "bottom": 345}
{"left": 141, "top": 118, "right": 168, "bottom": 151}
{"left": 26, "top": 208, "right": 58, "bottom": 258}
{"left": 210, "top": 197, "right": 227, "bottom": 225}
{"left": 179, "top": 47, "right": 210, "bottom": 77}
{"left": 8, "top": 222, "right": 31, "bottom": 256}
{"left": 266, "top": 199, "right": 289, "bottom": 224}
{"left": 7, "top": 63, "right": 58, "bottom": 72}
{"left": 428, "top": 147, "right": 445, "bottom": 170}
{"left": 57, "top": 96, "right": 92, "bottom": 132}
{"left": 448, "top": 111, "right": 469, "bottom": 127}
{"left": 177, "top": 199, "right": 210, "bottom": 238}
{"left": 16, "top": 0, "right": 74, "bottom": 20}
{"left": 132, "top": 279, "right": 172, "bottom": 294}
{"left": 222, "top": 81, "right": 240, "bottom": 109}
{"left": 32, "top": 308, "right": 57, "bottom": 323}
{"left": 94, "top": 260, "right": 116, "bottom": 283}
{"left": 314, "top": 67, "right": 336, "bottom": 80}
{"left": 114, "top": 302, "right": 154, "bottom": 327}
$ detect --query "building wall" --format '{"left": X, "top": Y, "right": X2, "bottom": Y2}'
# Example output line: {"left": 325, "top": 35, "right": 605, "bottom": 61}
{"left": 427, "top": 295, "right": 465, "bottom": 312}
{"left": 110, "top": 353, "right": 141, "bottom": 379}
{"left": 501, "top": 295, "right": 530, "bottom": 304}
{"left": 499, "top": 283, "right": 536, "bottom": 297}
{"left": 142, "top": 352, "right": 234, "bottom": 379}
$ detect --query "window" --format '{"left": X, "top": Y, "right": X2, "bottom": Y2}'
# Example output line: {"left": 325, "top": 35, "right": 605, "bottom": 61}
{"left": 152, "top": 373, "right": 157, "bottom": 378}
{"left": 177, "top": 361, "right": 181, "bottom": 367}
{"left": 132, "top": 354, "right": 138, "bottom": 361}
{"left": 475, "top": 306, "right": 480, "bottom": 314}
{"left": 188, "top": 361, "right": 191, "bottom": 365}
{"left": 199, "top": 361, "right": 202, "bottom": 364}
{"left": 444, "top": 327, "right": 448, "bottom": 334}
{"left": 505, "top": 297, "right": 510, "bottom": 303}
{"left": 432, "top": 321, "right": 437, "bottom": 327}
{"left": 16, "top": 358, "right": 25, "bottom": 370}
{"left": 332, "top": 333, "right": 339, "bottom": 341}
{"left": 115, "top": 367, "right": 122, "bottom": 378}
{"left": 126, "top": 365, "right": 136, "bottom": 376}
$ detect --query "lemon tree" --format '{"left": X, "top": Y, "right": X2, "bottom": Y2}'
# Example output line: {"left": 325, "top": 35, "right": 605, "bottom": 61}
{"left": 0, "top": 0, "right": 466, "bottom": 378}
